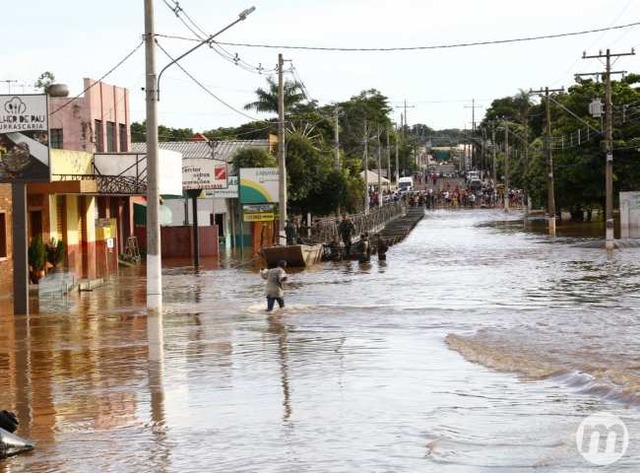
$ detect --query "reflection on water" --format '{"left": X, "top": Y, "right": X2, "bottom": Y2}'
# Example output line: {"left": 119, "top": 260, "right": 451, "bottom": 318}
{"left": 2, "top": 209, "right": 640, "bottom": 471}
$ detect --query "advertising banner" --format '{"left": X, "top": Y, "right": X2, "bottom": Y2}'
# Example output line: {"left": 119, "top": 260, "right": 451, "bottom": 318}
{"left": 183, "top": 159, "right": 228, "bottom": 190}
{"left": 0, "top": 94, "right": 50, "bottom": 182}
{"left": 239, "top": 167, "right": 279, "bottom": 203}
{"left": 205, "top": 175, "right": 238, "bottom": 198}
{"left": 242, "top": 203, "right": 275, "bottom": 222}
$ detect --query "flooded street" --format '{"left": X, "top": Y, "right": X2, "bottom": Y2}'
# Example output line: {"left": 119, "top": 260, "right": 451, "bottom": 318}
{"left": 3, "top": 209, "right": 640, "bottom": 472}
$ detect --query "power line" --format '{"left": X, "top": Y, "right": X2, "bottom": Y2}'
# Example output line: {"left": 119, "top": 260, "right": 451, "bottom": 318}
{"left": 50, "top": 40, "right": 144, "bottom": 116}
{"left": 215, "top": 21, "right": 640, "bottom": 52}
{"left": 155, "top": 40, "right": 262, "bottom": 122}
{"left": 158, "top": 1, "right": 277, "bottom": 76}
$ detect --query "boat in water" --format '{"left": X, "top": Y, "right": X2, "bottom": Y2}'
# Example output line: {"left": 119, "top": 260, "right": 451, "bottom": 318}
{"left": 0, "top": 427, "right": 34, "bottom": 459}
{"left": 261, "top": 243, "right": 324, "bottom": 268}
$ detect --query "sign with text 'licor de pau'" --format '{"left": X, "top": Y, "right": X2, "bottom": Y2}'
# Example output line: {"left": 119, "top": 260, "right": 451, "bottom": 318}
{"left": 239, "top": 167, "right": 279, "bottom": 204}
{"left": 0, "top": 94, "right": 50, "bottom": 182}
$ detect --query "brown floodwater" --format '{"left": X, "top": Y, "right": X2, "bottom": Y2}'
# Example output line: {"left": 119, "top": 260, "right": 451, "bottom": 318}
{"left": 2, "top": 209, "right": 640, "bottom": 472}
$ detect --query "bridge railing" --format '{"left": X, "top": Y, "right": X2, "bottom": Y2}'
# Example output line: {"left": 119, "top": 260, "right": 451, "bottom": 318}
{"left": 305, "top": 202, "right": 406, "bottom": 244}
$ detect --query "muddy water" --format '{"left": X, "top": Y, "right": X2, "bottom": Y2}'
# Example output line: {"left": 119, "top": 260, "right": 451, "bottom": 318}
{"left": 2, "top": 209, "right": 640, "bottom": 472}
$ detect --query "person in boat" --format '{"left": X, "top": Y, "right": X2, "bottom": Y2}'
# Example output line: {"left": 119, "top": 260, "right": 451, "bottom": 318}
{"left": 284, "top": 219, "right": 297, "bottom": 245}
{"left": 337, "top": 214, "right": 356, "bottom": 257}
{"left": 375, "top": 235, "right": 388, "bottom": 261}
{"left": 260, "top": 259, "right": 288, "bottom": 311}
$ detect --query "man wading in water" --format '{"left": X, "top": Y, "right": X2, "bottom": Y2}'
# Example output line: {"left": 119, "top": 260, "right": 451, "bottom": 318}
{"left": 260, "top": 259, "right": 288, "bottom": 311}
{"left": 338, "top": 213, "right": 356, "bottom": 257}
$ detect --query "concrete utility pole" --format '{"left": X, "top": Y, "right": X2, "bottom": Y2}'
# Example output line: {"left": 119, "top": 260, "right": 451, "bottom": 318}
{"left": 144, "top": 0, "right": 162, "bottom": 311}
{"left": 395, "top": 100, "right": 415, "bottom": 175}
{"left": 144, "top": 2, "right": 256, "bottom": 308}
{"left": 582, "top": 48, "right": 635, "bottom": 250}
{"left": 530, "top": 86, "right": 564, "bottom": 236}
{"left": 464, "top": 99, "right": 482, "bottom": 167}
{"left": 333, "top": 105, "right": 340, "bottom": 170}
{"left": 386, "top": 127, "right": 392, "bottom": 192}
{"left": 394, "top": 124, "right": 400, "bottom": 186}
{"left": 491, "top": 121, "right": 497, "bottom": 185}
{"left": 376, "top": 126, "right": 382, "bottom": 206}
{"left": 503, "top": 119, "right": 510, "bottom": 212}
{"left": 277, "top": 53, "right": 287, "bottom": 243}
{"left": 363, "top": 118, "right": 369, "bottom": 214}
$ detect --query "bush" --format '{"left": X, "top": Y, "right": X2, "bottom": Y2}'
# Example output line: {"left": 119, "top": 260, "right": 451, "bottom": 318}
{"left": 28, "top": 235, "right": 46, "bottom": 271}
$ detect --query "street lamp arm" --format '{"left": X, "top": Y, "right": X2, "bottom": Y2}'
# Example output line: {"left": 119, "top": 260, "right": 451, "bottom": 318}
{"left": 157, "top": 6, "right": 255, "bottom": 100}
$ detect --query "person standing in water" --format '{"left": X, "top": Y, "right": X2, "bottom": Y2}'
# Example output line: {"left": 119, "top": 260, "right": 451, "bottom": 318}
{"left": 260, "top": 259, "right": 288, "bottom": 311}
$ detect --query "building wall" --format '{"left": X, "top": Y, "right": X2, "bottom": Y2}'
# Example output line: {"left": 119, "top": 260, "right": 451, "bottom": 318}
{"left": 48, "top": 78, "right": 130, "bottom": 153}
{"left": 84, "top": 78, "right": 130, "bottom": 152}
{"left": 0, "top": 184, "right": 13, "bottom": 295}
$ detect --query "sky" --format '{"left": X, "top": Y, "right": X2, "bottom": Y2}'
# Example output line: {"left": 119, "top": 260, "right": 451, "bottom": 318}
{"left": 4, "top": 0, "right": 640, "bottom": 133}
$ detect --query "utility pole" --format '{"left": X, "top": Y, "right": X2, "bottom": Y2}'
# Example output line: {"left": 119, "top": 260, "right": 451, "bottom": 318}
{"left": 144, "top": 0, "right": 162, "bottom": 311}
{"left": 277, "top": 53, "right": 287, "bottom": 242}
{"left": 395, "top": 100, "right": 415, "bottom": 175}
{"left": 504, "top": 119, "right": 509, "bottom": 212}
{"left": 491, "top": 121, "right": 497, "bottom": 185}
{"left": 464, "top": 99, "right": 482, "bottom": 167}
{"left": 530, "top": 86, "right": 564, "bottom": 236}
{"left": 386, "top": 127, "right": 392, "bottom": 192}
{"left": 581, "top": 48, "right": 635, "bottom": 250}
{"left": 333, "top": 105, "right": 340, "bottom": 170}
{"left": 394, "top": 124, "right": 400, "bottom": 186}
{"left": 1, "top": 80, "right": 17, "bottom": 93}
{"left": 377, "top": 126, "right": 382, "bottom": 206}
{"left": 363, "top": 118, "right": 369, "bottom": 214}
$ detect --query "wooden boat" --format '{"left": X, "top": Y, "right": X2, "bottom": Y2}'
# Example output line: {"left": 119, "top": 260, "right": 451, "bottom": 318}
{"left": 261, "top": 244, "right": 324, "bottom": 268}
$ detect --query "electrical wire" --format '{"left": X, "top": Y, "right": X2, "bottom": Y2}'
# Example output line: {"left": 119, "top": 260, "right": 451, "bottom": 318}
{"left": 215, "top": 21, "right": 640, "bottom": 52}
{"left": 158, "top": 1, "right": 277, "bottom": 76}
{"left": 155, "top": 40, "right": 262, "bottom": 122}
{"left": 50, "top": 40, "right": 144, "bottom": 116}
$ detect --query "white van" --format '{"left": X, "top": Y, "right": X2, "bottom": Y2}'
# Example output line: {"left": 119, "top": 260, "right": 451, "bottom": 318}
{"left": 398, "top": 176, "right": 414, "bottom": 192}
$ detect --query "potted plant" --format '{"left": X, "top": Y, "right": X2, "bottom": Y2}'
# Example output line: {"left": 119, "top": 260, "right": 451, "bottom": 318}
{"left": 46, "top": 237, "right": 65, "bottom": 271}
{"left": 28, "top": 235, "right": 46, "bottom": 284}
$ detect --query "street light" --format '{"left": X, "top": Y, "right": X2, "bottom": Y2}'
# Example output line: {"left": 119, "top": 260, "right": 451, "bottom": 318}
{"left": 144, "top": 3, "right": 255, "bottom": 311}
{"left": 157, "top": 6, "right": 256, "bottom": 100}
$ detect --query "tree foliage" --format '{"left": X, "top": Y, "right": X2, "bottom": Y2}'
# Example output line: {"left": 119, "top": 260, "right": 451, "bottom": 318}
{"left": 35, "top": 72, "right": 55, "bottom": 93}
{"left": 231, "top": 147, "right": 277, "bottom": 175}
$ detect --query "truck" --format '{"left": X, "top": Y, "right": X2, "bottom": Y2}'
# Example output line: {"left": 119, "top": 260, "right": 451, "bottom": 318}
{"left": 398, "top": 176, "right": 414, "bottom": 192}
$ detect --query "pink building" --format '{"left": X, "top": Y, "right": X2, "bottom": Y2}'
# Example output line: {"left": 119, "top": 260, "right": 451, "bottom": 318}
{"left": 47, "top": 78, "right": 130, "bottom": 153}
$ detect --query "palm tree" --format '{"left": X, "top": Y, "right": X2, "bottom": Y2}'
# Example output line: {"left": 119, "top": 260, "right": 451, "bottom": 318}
{"left": 244, "top": 77, "right": 307, "bottom": 114}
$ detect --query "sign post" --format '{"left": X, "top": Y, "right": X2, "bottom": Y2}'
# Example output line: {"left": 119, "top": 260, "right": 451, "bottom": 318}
{"left": 0, "top": 94, "right": 50, "bottom": 315}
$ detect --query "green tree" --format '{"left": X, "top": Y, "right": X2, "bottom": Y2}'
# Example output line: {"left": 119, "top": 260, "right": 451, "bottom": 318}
{"left": 130, "top": 122, "right": 194, "bottom": 142}
{"left": 131, "top": 121, "right": 146, "bottom": 142}
{"left": 35, "top": 72, "right": 55, "bottom": 93}
{"left": 231, "top": 147, "right": 277, "bottom": 174}
{"left": 244, "top": 77, "right": 307, "bottom": 114}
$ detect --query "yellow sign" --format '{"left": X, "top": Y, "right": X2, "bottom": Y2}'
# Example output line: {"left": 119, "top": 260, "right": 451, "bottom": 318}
{"left": 244, "top": 212, "right": 275, "bottom": 222}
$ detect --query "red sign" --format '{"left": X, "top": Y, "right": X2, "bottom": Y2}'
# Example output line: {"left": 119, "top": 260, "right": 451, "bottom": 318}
{"left": 214, "top": 164, "right": 227, "bottom": 180}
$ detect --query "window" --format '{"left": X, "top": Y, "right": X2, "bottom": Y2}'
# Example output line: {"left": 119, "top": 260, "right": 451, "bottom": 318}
{"left": 119, "top": 123, "right": 128, "bottom": 152}
{"left": 94, "top": 119, "right": 103, "bottom": 152}
{"left": 50, "top": 128, "right": 63, "bottom": 149}
{"left": 0, "top": 213, "right": 6, "bottom": 258}
{"left": 106, "top": 121, "right": 116, "bottom": 152}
